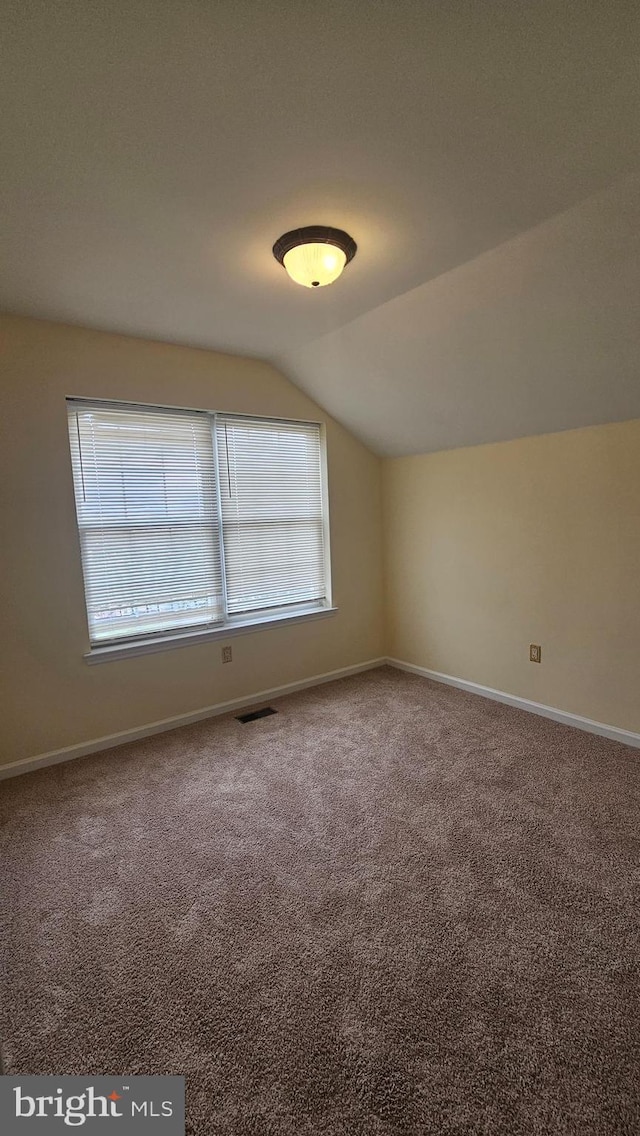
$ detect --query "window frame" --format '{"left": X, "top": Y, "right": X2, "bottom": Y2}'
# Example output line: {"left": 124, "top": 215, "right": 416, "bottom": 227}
{"left": 66, "top": 397, "right": 335, "bottom": 663}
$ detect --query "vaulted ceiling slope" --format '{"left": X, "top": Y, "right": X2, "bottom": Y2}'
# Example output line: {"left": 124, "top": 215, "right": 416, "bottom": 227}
{"left": 2, "top": 1, "right": 639, "bottom": 455}
{"left": 279, "top": 175, "right": 640, "bottom": 455}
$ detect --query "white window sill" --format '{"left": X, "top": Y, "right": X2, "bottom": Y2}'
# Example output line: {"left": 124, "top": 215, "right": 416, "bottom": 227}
{"left": 84, "top": 605, "right": 338, "bottom": 664}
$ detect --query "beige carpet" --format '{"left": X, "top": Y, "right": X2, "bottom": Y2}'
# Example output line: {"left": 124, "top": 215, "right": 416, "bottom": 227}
{"left": 1, "top": 666, "right": 639, "bottom": 1134}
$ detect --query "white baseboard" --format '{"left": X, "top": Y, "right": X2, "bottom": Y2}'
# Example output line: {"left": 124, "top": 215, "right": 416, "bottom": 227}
{"left": 386, "top": 658, "right": 640, "bottom": 749}
{"left": 0, "top": 658, "right": 387, "bottom": 781}
{"left": 6, "top": 655, "right": 637, "bottom": 780}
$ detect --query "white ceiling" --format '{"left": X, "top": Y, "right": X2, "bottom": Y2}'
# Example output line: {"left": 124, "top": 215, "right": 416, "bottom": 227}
{"left": 2, "top": 0, "right": 639, "bottom": 455}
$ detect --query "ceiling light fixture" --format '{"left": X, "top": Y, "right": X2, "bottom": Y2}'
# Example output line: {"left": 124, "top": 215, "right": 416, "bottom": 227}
{"left": 273, "top": 226, "right": 357, "bottom": 288}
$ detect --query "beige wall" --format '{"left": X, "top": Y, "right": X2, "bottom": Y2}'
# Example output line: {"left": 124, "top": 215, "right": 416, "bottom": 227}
{"left": 0, "top": 315, "right": 384, "bottom": 765}
{"left": 383, "top": 419, "right": 640, "bottom": 734}
{"left": 3, "top": 314, "right": 639, "bottom": 767}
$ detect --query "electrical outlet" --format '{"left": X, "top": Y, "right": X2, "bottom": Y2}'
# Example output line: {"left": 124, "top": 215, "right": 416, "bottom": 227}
{"left": 529, "top": 644, "right": 541, "bottom": 663}
{"left": 221, "top": 645, "right": 232, "bottom": 664}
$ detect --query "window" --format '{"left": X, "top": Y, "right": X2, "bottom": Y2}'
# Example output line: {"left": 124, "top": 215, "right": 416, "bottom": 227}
{"left": 67, "top": 399, "right": 331, "bottom": 652}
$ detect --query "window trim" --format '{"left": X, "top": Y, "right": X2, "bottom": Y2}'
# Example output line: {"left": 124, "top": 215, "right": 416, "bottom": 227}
{"left": 66, "top": 396, "right": 333, "bottom": 661}
{"left": 84, "top": 603, "right": 338, "bottom": 664}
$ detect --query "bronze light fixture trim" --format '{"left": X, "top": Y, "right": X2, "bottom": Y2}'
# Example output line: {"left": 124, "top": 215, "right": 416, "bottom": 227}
{"left": 272, "top": 225, "right": 357, "bottom": 288}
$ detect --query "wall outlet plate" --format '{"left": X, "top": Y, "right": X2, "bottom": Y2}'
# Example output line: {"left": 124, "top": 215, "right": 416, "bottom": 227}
{"left": 529, "top": 644, "right": 541, "bottom": 663}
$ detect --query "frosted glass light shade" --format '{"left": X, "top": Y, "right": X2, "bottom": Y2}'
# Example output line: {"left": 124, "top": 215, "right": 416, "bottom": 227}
{"left": 273, "top": 226, "right": 357, "bottom": 289}
{"left": 283, "top": 243, "right": 347, "bottom": 288}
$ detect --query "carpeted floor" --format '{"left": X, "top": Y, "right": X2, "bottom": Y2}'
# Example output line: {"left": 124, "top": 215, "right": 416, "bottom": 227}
{"left": 1, "top": 666, "right": 639, "bottom": 1134}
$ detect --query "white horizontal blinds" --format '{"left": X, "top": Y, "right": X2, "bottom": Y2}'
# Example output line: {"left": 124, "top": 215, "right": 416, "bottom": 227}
{"left": 67, "top": 401, "right": 223, "bottom": 643}
{"left": 216, "top": 416, "right": 326, "bottom": 616}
